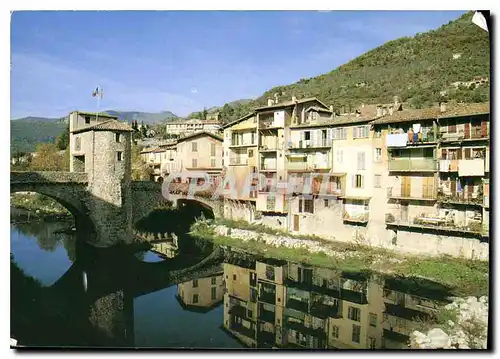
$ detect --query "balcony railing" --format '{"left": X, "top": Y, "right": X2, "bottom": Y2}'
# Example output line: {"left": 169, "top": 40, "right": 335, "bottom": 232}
{"left": 286, "top": 298, "right": 309, "bottom": 313}
{"left": 458, "top": 159, "right": 485, "bottom": 177}
{"left": 260, "top": 121, "right": 281, "bottom": 129}
{"left": 388, "top": 158, "right": 437, "bottom": 172}
{"left": 230, "top": 141, "right": 256, "bottom": 147}
{"left": 259, "top": 291, "right": 276, "bottom": 305}
{"left": 230, "top": 323, "right": 256, "bottom": 339}
{"left": 261, "top": 163, "right": 277, "bottom": 171}
{"left": 437, "top": 192, "right": 483, "bottom": 206}
{"left": 343, "top": 211, "right": 369, "bottom": 223}
{"left": 310, "top": 303, "right": 341, "bottom": 319}
{"left": 387, "top": 187, "right": 437, "bottom": 201}
{"left": 229, "top": 158, "right": 248, "bottom": 166}
{"left": 385, "top": 213, "right": 485, "bottom": 235}
{"left": 386, "top": 132, "right": 436, "bottom": 147}
{"left": 260, "top": 309, "right": 276, "bottom": 324}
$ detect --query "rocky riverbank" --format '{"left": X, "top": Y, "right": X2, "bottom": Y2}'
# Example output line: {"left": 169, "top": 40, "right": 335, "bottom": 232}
{"left": 410, "top": 296, "right": 488, "bottom": 349}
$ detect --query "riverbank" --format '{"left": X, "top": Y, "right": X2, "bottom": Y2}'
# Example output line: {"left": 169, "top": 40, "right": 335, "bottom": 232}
{"left": 11, "top": 193, "right": 72, "bottom": 222}
{"left": 190, "top": 219, "right": 489, "bottom": 298}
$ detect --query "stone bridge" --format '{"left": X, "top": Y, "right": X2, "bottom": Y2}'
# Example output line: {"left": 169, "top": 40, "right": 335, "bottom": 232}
{"left": 11, "top": 171, "right": 170, "bottom": 247}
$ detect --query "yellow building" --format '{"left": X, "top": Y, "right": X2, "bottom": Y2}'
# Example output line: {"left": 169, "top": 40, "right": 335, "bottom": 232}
{"left": 177, "top": 273, "right": 224, "bottom": 312}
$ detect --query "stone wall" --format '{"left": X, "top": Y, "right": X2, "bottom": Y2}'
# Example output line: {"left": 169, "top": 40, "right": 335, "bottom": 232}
{"left": 10, "top": 171, "right": 88, "bottom": 184}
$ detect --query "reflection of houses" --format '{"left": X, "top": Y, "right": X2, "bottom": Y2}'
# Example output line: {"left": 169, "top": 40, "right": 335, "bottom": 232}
{"left": 151, "top": 237, "right": 179, "bottom": 259}
{"left": 177, "top": 273, "right": 224, "bottom": 312}
{"left": 222, "top": 257, "right": 449, "bottom": 349}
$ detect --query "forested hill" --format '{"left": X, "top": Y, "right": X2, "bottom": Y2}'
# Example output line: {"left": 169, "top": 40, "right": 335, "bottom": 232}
{"left": 215, "top": 11, "right": 490, "bottom": 123}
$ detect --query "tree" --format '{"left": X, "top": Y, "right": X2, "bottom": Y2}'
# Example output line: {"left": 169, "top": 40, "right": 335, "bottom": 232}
{"left": 202, "top": 107, "right": 208, "bottom": 121}
{"left": 131, "top": 144, "right": 153, "bottom": 180}
{"left": 141, "top": 121, "right": 147, "bottom": 138}
{"left": 30, "top": 143, "right": 66, "bottom": 171}
{"left": 56, "top": 125, "right": 69, "bottom": 150}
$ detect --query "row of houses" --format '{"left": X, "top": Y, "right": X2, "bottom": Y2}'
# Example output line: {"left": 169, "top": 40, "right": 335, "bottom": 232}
{"left": 141, "top": 96, "right": 490, "bottom": 259}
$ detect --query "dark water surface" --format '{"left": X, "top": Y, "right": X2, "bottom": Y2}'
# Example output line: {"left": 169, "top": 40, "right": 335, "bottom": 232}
{"left": 10, "top": 218, "right": 454, "bottom": 349}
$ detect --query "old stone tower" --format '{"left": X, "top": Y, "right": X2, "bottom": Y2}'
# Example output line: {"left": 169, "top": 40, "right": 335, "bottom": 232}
{"left": 69, "top": 111, "right": 134, "bottom": 246}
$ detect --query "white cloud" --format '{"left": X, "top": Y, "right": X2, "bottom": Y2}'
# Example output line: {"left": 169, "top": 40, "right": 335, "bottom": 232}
{"left": 190, "top": 88, "right": 198, "bottom": 94}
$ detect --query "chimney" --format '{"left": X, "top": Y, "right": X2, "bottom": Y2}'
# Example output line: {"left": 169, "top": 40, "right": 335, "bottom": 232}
{"left": 329, "top": 105, "right": 334, "bottom": 112}
{"left": 292, "top": 96, "right": 297, "bottom": 102}
{"left": 267, "top": 98, "right": 274, "bottom": 107}
{"left": 382, "top": 108, "right": 387, "bottom": 116}
{"left": 440, "top": 102, "right": 447, "bottom": 112}
{"left": 389, "top": 105, "right": 394, "bottom": 116}
{"left": 394, "top": 96, "right": 399, "bottom": 107}
{"left": 274, "top": 93, "right": 279, "bottom": 104}
{"left": 376, "top": 107, "right": 382, "bottom": 117}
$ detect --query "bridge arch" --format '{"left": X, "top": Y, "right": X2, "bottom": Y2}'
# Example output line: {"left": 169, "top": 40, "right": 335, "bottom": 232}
{"left": 10, "top": 184, "right": 97, "bottom": 240}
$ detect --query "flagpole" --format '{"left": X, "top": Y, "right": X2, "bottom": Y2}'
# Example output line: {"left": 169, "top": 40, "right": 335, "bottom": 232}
{"left": 96, "top": 85, "right": 100, "bottom": 123}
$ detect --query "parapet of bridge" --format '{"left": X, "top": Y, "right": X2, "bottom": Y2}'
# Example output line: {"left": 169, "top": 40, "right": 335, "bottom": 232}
{"left": 11, "top": 171, "right": 89, "bottom": 184}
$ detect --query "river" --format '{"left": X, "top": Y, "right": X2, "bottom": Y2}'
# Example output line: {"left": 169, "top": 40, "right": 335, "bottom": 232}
{"left": 10, "top": 217, "right": 454, "bottom": 349}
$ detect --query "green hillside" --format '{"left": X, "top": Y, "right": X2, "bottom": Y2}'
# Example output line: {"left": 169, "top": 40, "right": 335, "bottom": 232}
{"left": 217, "top": 11, "right": 490, "bottom": 122}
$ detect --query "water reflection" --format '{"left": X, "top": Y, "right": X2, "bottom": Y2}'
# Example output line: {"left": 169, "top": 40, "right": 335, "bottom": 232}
{"left": 220, "top": 257, "right": 450, "bottom": 349}
{"left": 11, "top": 219, "right": 453, "bottom": 349}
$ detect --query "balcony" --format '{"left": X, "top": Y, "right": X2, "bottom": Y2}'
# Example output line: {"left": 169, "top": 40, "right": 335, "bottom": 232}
{"left": 229, "top": 158, "right": 248, "bottom": 166}
{"left": 230, "top": 323, "right": 256, "bottom": 339}
{"left": 285, "top": 321, "right": 326, "bottom": 339}
{"left": 286, "top": 298, "right": 309, "bottom": 313}
{"left": 261, "top": 163, "right": 277, "bottom": 171}
{"left": 259, "top": 120, "right": 282, "bottom": 130}
{"left": 288, "top": 139, "right": 332, "bottom": 150}
{"left": 260, "top": 309, "right": 276, "bottom": 324}
{"left": 439, "top": 159, "right": 459, "bottom": 172}
{"left": 259, "top": 291, "right": 276, "bottom": 305}
{"left": 230, "top": 140, "right": 256, "bottom": 148}
{"left": 458, "top": 159, "right": 485, "bottom": 177}
{"left": 437, "top": 192, "right": 483, "bottom": 206}
{"left": 385, "top": 213, "right": 485, "bottom": 235}
{"left": 388, "top": 158, "right": 437, "bottom": 172}
{"left": 310, "top": 303, "right": 341, "bottom": 319}
{"left": 387, "top": 187, "right": 436, "bottom": 202}
{"left": 286, "top": 162, "right": 331, "bottom": 172}
{"left": 343, "top": 211, "right": 369, "bottom": 224}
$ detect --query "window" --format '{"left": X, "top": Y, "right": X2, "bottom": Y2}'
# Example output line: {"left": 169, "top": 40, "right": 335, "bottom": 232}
{"left": 211, "top": 277, "right": 217, "bottom": 285}
{"left": 369, "top": 337, "right": 376, "bottom": 349}
{"left": 304, "top": 131, "right": 311, "bottom": 141}
{"left": 374, "top": 174, "right": 382, "bottom": 188}
{"left": 299, "top": 199, "right": 314, "bottom": 213}
{"left": 251, "top": 133, "right": 255, "bottom": 144}
{"left": 375, "top": 129, "right": 382, "bottom": 138}
{"left": 192, "top": 279, "right": 198, "bottom": 288}
{"left": 211, "top": 287, "right": 217, "bottom": 300}
{"left": 353, "top": 174, "right": 364, "bottom": 188}
{"left": 192, "top": 142, "right": 198, "bottom": 152}
{"left": 193, "top": 294, "right": 199, "bottom": 304}
{"left": 353, "top": 125, "right": 369, "bottom": 139}
{"left": 85, "top": 116, "right": 91, "bottom": 124}
{"left": 117, "top": 152, "right": 123, "bottom": 161}
{"left": 336, "top": 150, "right": 344, "bottom": 164}
{"left": 192, "top": 158, "right": 197, "bottom": 168}
{"left": 448, "top": 119, "right": 457, "bottom": 133}
{"left": 75, "top": 137, "right": 81, "bottom": 151}
{"left": 267, "top": 196, "right": 276, "bottom": 211}
{"left": 332, "top": 325, "right": 339, "bottom": 339}
{"left": 248, "top": 149, "right": 254, "bottom": 158}
{"left": 369, "top": 313, "right": 377, "bottom": 327}
{"left": 247, "top": 309, "right": 253, "bottom": 318}
{"left": 211, "top": 143, "right": 216, "bottom": 156}
{"left": 348, "top": 306, "right": 361, "bottom": 322}
{"left": 324, "top": 199, "right": 329, "bottom": 207}
{"left": 375, "top": 148, "right": 382, "bottom": 162}
{"left": 357, "top": 152, "right": 366, "bottom": 170}
{"left": 211, "top": 158, "right": 216, "bottom": 167}
{"left": 352, "top": 324, "right": 361, "bottom": 343}
{"left": 233, "top": 274, "right": 236, "bottom": 281}
{"left": 115, "top": 133, "right": 120, "bottom": 143}
{"left": 333, "top": 128, "right": 347, "bottom": 140}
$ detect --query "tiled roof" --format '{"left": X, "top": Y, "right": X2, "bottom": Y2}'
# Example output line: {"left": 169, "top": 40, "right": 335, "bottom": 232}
{"left": 305, "top": 106, "right": 333, "bottom": 113}
{"left": 254, "top": 97, "right": 329, "bottom": 112}
{"left": 221, "top": 112, "right": 255, "bottom": 129}
{"left": 329, "top": 114, "right": 374, "bottom": 126}
{"left": 71, "top": 119, "right": 134, "bottom": 133}
{"left": 437, "top": 102, "right": 490, "bottom": 119}
{"left": 370, "top": 102, "right": 490, "bottom": 125}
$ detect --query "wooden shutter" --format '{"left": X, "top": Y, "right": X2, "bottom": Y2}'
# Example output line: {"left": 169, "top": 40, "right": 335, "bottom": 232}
{"left": 464, "top": 148, "right": 471, "bottom": 159}
{"left": 441, "top": 149, "right": 447, "bottom": 159}
{"left": 298, "top": 199, "right": 303, "bottom": 213}
{"left": 457, "top": 149, "right": 462, "bottom": 160}
{"left": 481, "top": 120, "right": 488, "bottom": 137}
{"left": 352, "top": 175, "right": 357, "bottom": 188}
{"left": 448, "top": 120, "right": 457, "bottom": 133}
{"left": 464, "top": 122, "right": 470, "bottom": 139}
{"left": 450, "top": 179, "right": 457, "bottom": 195}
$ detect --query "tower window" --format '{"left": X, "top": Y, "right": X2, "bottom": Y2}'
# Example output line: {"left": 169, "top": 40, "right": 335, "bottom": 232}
{"left": 117, "top": 152, "right": 123, "bottom": 161}
{"left": 85, "top": 116, "right": 91, "bottom": 124}
{"left": 115, "top": 133, "right": 121, "bottom": 143}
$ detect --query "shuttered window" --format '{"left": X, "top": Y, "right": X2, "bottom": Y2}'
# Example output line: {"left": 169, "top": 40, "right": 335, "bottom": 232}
{"left": 357, "top": 152, "right": 366, "bottom": 170}
{"left": 353, "top": 174, "right": 364, "bottom": 188}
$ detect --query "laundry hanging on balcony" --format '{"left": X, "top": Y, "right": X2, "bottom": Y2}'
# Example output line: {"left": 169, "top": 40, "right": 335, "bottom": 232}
{"left": 457, "top": 179, "right": 463, "bottom": 193}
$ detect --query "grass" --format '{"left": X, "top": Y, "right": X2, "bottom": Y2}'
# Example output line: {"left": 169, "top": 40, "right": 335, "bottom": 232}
{"left": 11, "top": 193, "right": 70, "bottom": 217}
{"left": 191, "top": 219, "right": 489, "bottom": 298}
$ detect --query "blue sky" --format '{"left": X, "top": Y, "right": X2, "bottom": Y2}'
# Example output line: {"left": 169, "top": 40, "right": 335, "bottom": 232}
{"left": 11, "top": 10, "right": 466, "bottom": 119}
